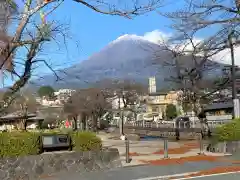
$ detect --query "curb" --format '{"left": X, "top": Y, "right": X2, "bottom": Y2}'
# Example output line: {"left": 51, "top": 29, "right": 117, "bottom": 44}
{"left": 132, "top": 172, "right": 199, "bottom": 180}
{"left": 132, "top": 171, "right": 240, "bottom": 180}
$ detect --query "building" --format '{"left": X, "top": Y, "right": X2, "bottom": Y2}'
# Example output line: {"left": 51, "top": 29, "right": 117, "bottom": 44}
{"left": 203, "top": 101, "right": 233, "bottom": 116}
{"left": 54, "top": 89, "right": 76, "bottom": 103}
{"left": 41, "top": 97, "right": 61, "bottom": 106}
{"left": 109, "top": 96, "right": 125, "bottom": 109}
{"left": 145, "top": 77, "right": 183, "bottom": 119}
{"left": 0, "top": 112, "right": 44, "bottom": 131}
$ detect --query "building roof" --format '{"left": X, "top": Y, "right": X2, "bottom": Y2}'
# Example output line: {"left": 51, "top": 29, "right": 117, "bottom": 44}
{"left": 203, "top": 101, "right": 233, "bottom": 112}
{"left": 149, "top": 92, "right": 168, "bottom": 96}
{"left": 28, "top": 116, "right": 44, "bottom": 121}
{"left": 0, "top": 112, "right": 36, "bottom": 121}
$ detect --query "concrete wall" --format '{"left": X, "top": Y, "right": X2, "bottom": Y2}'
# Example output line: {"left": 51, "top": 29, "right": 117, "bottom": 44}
{"left": 0, "top": 148, "right": 121, "bottom": 180}
{"left": 207, "top": 141, "right": 240, "bottom": 153}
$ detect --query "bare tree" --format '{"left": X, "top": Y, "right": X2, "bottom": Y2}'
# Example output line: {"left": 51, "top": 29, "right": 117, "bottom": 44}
{"left": 3, "top": 91, "right": 38, "bottom": 130}
{"left": 0, "top": 0, "right": 70, "bottom": 113}
{"left": 64, "top": 88, "right": 111, "bottom": 131}
{"left": 96, "top": 79, "right": 146, "bottom": 134}
{"left": 164, "top": 0, "right": 240, "bottom": 51}
{"left": 98, "top": 79, "right": 146, "bottom": 109}
{"left": 73, "top": 0, "right": 164, "bottom": 19}
{"left": 0, "top": 0, "right": 163, "bottom": 113}
{"left": 152, "top": 31, "right": 230, "bottom": 136}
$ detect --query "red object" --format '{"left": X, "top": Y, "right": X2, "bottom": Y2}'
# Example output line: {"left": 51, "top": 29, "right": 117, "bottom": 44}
{"left": 65, "top": 120, "right": 70, "bottom": 128}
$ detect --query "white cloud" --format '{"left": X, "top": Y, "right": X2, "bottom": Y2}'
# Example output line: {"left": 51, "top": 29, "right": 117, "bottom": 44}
{"left": 141, "top": 30, "right": 240, "bottom": 66}
{"left": 143, "top": 30, "right": 171, "bottom": 44}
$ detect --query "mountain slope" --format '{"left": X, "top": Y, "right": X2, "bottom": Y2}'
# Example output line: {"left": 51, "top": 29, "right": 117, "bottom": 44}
{"left": 29, "top": 34, "right": 228, "bottom": 90}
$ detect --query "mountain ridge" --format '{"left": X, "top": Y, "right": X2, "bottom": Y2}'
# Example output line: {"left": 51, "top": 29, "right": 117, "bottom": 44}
{"left": 28, "top": 34, "right": 229, "bottom": 90}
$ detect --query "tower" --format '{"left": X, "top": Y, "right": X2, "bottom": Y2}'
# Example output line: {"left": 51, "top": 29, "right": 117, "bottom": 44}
{"left": 148, "top": 76, "right": 156, "bottom": 94}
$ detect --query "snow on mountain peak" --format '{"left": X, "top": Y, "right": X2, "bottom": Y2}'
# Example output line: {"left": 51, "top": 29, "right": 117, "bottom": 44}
{"left": 110, "top": 34, "right": 149, "bottom": 45}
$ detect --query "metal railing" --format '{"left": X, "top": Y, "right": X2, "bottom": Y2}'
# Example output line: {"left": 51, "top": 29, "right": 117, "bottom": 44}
{"left": 109, "top": 117, "right": 232, "bottom": 130}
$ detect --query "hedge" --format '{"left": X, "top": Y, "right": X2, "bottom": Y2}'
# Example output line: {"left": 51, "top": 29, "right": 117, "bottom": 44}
{"left": 39, "top": 131, "right": 102, "bottom": 151}
{"left": 213, "top": 118, "right": 240, "bottom": 142}
{"left": 0, "top": 132, "right": 41, "bottom": 158}
{"left": 71, "top": 131, "right": 102, "bottom": 151}
{"left": 0, "top": 131, "right": 102, "bottom": 158}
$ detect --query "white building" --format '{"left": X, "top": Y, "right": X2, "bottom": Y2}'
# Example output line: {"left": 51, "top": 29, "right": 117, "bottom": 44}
{"left": 41, "top": 98, "right": 61, "bottom": 106}
{"left": 109, "top": 96, "right": 126, "bottom": 109}
{"left": 54, "top": 89, "right": 76, "bottom": 102}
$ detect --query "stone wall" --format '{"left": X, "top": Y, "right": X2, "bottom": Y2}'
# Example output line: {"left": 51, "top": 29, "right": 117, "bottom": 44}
{"left": 0, "top": 148, "right": 121, "bottom": 180}
{"left": 207, "top": 141, "right": 240, "bottom": 153}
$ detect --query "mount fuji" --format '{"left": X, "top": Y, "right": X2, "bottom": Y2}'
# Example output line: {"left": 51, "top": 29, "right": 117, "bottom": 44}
{"left": 29, "top": 34, "right": 228, "bottom": 90}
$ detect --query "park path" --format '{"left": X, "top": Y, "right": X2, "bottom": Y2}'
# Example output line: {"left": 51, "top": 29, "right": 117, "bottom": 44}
{"left": 40, "top": 133, "right": 240, "bottom": 180}
{"left": 98, "top": 132, "right": 229, "bottom": 166}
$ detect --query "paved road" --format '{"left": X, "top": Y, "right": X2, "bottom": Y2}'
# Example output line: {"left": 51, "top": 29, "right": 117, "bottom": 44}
{"left": 45, "top": 162, "right": 239, "bottom": 180}
{"left": 43, "top": 153, "right": 240, "bottom": 180}
{"left": 178, "top": 172, "right": 240, "bottom": 180}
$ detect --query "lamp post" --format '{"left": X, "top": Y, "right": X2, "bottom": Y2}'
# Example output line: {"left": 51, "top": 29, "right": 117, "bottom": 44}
{"left": 228, "top": 32, "right": 240, "bottom": 119}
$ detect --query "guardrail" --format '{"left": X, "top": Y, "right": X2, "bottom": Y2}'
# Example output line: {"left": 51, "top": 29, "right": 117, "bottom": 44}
{"left": 110, "top": 118, "right": 232, "bottom": 130}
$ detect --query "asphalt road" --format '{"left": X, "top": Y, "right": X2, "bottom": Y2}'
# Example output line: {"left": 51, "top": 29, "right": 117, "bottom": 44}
{"left": 45, "top": 162, "right": 239, "bottom": 180}
{"left": 43, "top": 152, "right": 240, "bottom": 180}
{"left": 178, "top": 172, "right": 240, "bottom": 180}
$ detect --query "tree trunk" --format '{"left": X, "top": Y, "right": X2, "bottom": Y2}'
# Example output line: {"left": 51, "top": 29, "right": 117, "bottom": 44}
{"left": 85, "top": 116, "right": 89, "bottom": 130}
{"left": 73, "top": 116, "right": 77, "bottom": 131}
{"left": 92, "top": 114, "right": 98, "bottom": 132}
{"left": 19, "top": 119, "right": 27, "bottom": 130}
{"left": 79, "top": 113, "right": 84, "bottom": 130}
{"left": 194, "top": 98, "right": 210, "bottom": 138}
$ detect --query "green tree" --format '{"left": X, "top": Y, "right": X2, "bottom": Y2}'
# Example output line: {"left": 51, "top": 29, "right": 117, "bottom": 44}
{"left": 37, "top": 86, "right": 55, "bottom": 99}
{"left": 166, "top": 104, "right": 177, "bottom": 120}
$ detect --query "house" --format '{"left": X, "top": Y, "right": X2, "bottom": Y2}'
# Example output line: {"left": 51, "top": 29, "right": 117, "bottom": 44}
{"left": 54, "top": 89, "right": 76, "bottom": 103}
{"left": 108, "top": 96, "right": 126, "bottom": 110}
{"left": 203, "top": 101, "right": 233, "bottom": 116}
{"left": 146, "top": 91, "right": 183, "bottom": 119}
{"left": 0, "top": 112, "right": 44, "bottom": 131}
{"left": 145, "top": 77, "right": 183, "bottom": 119}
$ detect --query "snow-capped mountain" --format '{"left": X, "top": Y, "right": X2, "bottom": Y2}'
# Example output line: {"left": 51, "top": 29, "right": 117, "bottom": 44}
{"left": 29, "top": 34, "right": 228, "bottom": 89}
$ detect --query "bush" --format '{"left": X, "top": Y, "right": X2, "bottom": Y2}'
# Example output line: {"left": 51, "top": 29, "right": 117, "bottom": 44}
{"left": 0, "top": 130, "right": 102, "bottom": 158}
{"left": 166, "top": 104, "right": 177, "bottom": 120}
{"left": 0, "top": 132, "right": 41, "bottom": 158}
{"left": 214, "top": 118, "right": 240, "bottom": 142}
{"left": 71, "top": 131, "right": 102, "bottom": 151}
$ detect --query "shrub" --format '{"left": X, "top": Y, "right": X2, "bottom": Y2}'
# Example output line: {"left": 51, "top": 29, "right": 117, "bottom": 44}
{"left": 0, "top": 132, "right": 41, "bottom": 158}
{"left": 213, "top": 118, "right": 240, "bottom": 142}
{"left": 0, "top": 130, "right": 102, "bottom": 158}
{"left": 166, "top": 104, "right": 177, "bottom": 120}
{"left": 71, "top": 131, "right": 102, "bottom": 151}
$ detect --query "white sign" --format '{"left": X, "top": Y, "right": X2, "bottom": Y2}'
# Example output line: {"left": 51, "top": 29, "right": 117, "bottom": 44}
{"left": 233, "top": 99, "right": 240, "bottom": 118}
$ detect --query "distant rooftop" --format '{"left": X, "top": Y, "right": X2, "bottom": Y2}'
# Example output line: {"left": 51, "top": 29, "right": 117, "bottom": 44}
{"left": 149, "top": 92, "right": 168, "bottom": 96}
{"left": 203, "top": 101, "right": 233, "bottom": 112}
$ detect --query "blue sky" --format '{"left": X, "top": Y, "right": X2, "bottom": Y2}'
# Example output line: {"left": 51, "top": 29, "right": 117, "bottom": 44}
{"left": 1, "top": 0, "right": 196, "bottom": 86}
{"left": 7, "top": 1, "right": 176, "bottom": 80}
{"left": 45, "top": 0, "right": 175, "bottom": 69}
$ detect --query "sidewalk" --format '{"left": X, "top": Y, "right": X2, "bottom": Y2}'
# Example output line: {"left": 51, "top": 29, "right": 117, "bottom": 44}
{"left": 98, "top": 133, "right": 231, "bottom": 167}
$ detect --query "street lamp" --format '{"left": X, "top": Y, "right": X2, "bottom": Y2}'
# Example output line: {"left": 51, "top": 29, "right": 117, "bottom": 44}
{"left": 228, "top": 31, "right": 240, "bottom": 119}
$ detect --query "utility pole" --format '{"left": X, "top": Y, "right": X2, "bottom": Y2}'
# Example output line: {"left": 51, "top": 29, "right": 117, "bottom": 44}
{"left": 118, "top": 96, "right": 124, "bottom": 135}
{"left": 120, "top": 108, "right": 124, "bottom": 135}
{"left": 228, "top": 32, "right": 240, "bottom": 119}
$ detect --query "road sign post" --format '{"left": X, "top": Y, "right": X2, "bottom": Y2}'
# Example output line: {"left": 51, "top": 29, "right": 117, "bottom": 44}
{"left": 163, "top": 137, "right": 169, "bottom": 159}
{"left": 125, "top": 139, "right": 130, "bottom": 163}
{"left": 199, "top": 133, "right": 204, "bottom": 155}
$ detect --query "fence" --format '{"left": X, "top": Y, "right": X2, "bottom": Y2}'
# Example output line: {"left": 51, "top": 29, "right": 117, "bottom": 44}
{"left": 109, "top": 114, "right": 232, "bottom": 130}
